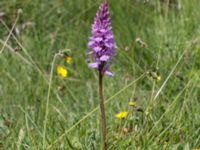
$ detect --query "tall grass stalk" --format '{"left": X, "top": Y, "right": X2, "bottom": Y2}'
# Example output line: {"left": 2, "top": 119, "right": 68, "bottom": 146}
{"left": 42, "top": 53, "right": 59, "bottom": 150}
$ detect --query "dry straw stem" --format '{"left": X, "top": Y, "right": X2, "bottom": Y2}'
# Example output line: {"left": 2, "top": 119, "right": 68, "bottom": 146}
{"left": 0, "top": 14, "right": 19, "bottom": 54}
{"left": 46, "top": 73, "right": 145, "bottom": 149}
{"left": 0, "top": 39, "right": 31, "bottom": 65}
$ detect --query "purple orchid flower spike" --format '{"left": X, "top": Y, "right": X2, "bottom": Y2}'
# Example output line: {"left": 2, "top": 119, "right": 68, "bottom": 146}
{"left": 87, "top": 2, "right": 116, "bottom": 150}
{"left": 88, "top": 2, "right": 116, "bottom": 76}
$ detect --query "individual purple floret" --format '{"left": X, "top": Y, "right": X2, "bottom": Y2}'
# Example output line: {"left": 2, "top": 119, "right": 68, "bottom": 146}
{"left": 87, "top": 2, "right": 116, "bottom": 76}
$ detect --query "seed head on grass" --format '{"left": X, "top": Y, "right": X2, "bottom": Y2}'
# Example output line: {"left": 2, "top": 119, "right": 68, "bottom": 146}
{"left": 87, "top": 2, "right": 116, "bottom": 76}
{"left": 128, "top": 101, "right": 137, "bottom": 107}
{"left": 146, "top": 69, "right": 161, "bottom": 81}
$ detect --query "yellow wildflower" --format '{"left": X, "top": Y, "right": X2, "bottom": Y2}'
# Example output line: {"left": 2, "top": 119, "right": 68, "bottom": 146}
{"left": 128, "top": 101, "right": 137, "bottom": 107}
{"left": 115, "top": 111, "right": 128, "bottom": 119}
{"left": 155, "top": 75, "right": 161, "bottom": 81}
{"left": 57, "top": 66, "right": 68, "bottom": 78}
{"left": 194, "top": 148, "right": 200, "bottom": 150}
{"left": 65, "top": 56, "right": 72, "bottom": 64}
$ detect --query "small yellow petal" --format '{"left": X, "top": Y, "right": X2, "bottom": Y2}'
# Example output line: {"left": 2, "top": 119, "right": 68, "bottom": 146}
{"left": 115, "top": 111, "right": 128, "bottom": 119}
{"left": 65, "top": 56, "right": 72, "bottom": 64}
{"left": 156, "top": 75, "right": 161, "bottom": 81}
{"left": 128, "top": 101, "right": 137, "bottom": 107}
{"left": 57, "top": 66, "right": 68, "bottom": 78}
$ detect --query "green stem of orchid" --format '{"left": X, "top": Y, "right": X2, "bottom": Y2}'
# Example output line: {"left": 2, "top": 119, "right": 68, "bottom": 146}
{"left": 99, "top": 69, "right": 107, "bottom": 150}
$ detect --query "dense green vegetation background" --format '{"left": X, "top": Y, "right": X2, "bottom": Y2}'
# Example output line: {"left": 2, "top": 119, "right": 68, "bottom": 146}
{"left": 0, "top": 0, "right": 200, "bottom": 149}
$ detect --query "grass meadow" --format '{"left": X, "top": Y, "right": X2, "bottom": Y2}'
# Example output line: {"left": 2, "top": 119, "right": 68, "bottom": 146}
{"left": 0, "top": 0, "right": 200, "bottom": 149}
